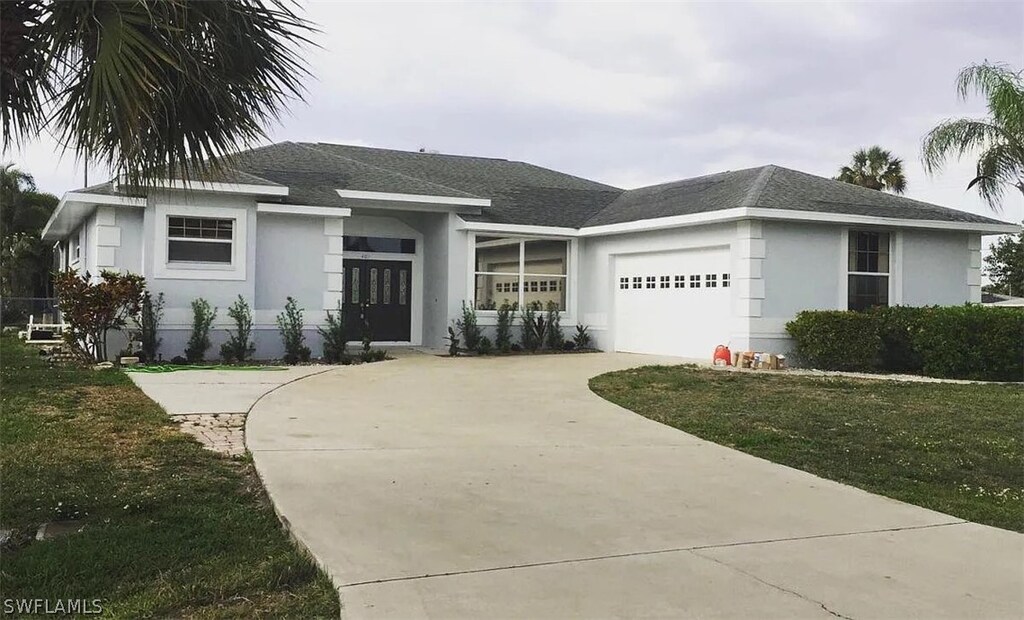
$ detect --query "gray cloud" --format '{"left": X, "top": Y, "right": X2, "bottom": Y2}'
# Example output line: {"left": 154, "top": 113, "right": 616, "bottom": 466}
{"left": 12, "top": 0, "right": 1024, "bottom": 224}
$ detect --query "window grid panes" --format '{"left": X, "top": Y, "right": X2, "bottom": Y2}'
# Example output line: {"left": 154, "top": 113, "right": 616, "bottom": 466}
{"left": 706, "top": 273, "right": 717, "bottom": 288}
{"left": 847, "top": 231, "right": 890, "bottom": 310}
{"left": 722, "top": 273, "right": 731, "bottom": 288}
{"left": 167, "top": 216, "right": 233, "bottom": 264}
{"left": 620, "top": 277, "right": 629, "bottom": 289}
{"left": 473, "top": 236, "right": 569, "bottom": 311}
{"left": 645, "top": 276, "right": 656, "bottom": 289}
{"left": 674, "top": 275, "right": 685, "bottom": 288}
{"left": 690, "top": 275, "right": 701, "bottom": 288}
{"left": 632, "top": 277, "right": 642, "bottom": 289}
{"left": 659, "top": 276, "right": 670, "bottom": 288}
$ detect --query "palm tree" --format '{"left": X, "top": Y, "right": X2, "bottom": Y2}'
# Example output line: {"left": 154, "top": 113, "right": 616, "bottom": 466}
{"left": 0, "top": 1, "right": 314, "bottom": 187}
{"left": 921, "top": 62, "right": 1024, "bottom": 212}
{"left": 835, "top": 146, "right": 908, "bottom": 194}
{"left": 1, "top": 164, "right": 58, "bottom": 299}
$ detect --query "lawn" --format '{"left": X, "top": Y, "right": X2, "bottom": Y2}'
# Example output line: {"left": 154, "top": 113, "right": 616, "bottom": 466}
{"left": 0, "top": 336, "right": 339, "bottom": 618}
{"left": 590, "top": 366, "right": 1024, "bottom": 532}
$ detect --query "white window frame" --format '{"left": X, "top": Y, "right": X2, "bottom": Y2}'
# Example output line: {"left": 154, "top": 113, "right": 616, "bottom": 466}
{"left": 153, "top": 204, "right": 247, "bottom": 281}
{"left": 469, "top": 233, "right": 576, "bottom": 315}
{"left": 839, "top": 228, "right": 902, "bottom": 310}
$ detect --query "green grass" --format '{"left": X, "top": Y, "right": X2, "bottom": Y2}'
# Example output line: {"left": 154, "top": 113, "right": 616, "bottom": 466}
{"left": 590, "top": 366, "right": 1024, "bottom": 532}
{"left": 0, "top": 336, "right": 339, "bottom": 618}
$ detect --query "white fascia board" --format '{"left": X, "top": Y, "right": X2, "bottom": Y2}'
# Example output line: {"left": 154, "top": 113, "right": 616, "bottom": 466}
{"left": 456, "top": 219, "right": 580, "bottom": 237}
{"left": 257, "top": 203, "right": 352, "bottom": 217}
{"left": 121, "top": 177, "right": 289, "bottom": 196}
{"left": 62, "top": 192, "right": 146, "bottom": 207}
{"left": 744, "top": 207, "right": 1021, "bottom": 235}
{"left": 41, "top": 192, "right": 147, "bottom": 241}
{"left": 336, "top": 189, "right": 490, "bottom": 208}
{"left": 578, "top": 208, "right": 748, "bottom": 237}
{"left": 577, "top": 206, "right": 1021, "bottom": 237}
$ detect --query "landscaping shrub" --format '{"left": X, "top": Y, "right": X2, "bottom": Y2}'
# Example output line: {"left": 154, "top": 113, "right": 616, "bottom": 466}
{"left": 318, "top": 302, "right": 347, "bottom": 363}
{"left": 519, "top": 302, "right": 545, "bottom": 352}
{"left": 276, "top": 297, "right": 310, "bottom": 364}
{"left": 220, "top": 295, "right": 256, "bottom": 363}
{"left": 476, "top": 335, "right": 493, "bottom": 355}
{"left": 912, "top": 305, "right": 1023, "bottom": 382}
{"left": 495, "top": 302, "right": 514, "bottom": 353}
{"left": 185, "top": 298, "right": 217, "bottom": 363}
{"left": 137, "top": 291, "right": 164, "bottom": 363}
{"left": 787, "top": 306, "right": 1024, "bottom": 381}
{"left": 870, "top": 305, "right": 926, "bottom": 373}
{"left": 445, "top": 322, "right": 459, "bottom": 356}
{"left": 54, "top": 269, "right": 146, "bottom": 361}
{"left": 457, "top": 301, "right": 481, "bottom": 352}
{"left": 785, "top": 310, "right": 880, "bottom": 371}
{"left": 544, "top": 302, "right": 563, "bottom": 350}
{"left": 573, "top": 324, "right": 592, "bottom": 349}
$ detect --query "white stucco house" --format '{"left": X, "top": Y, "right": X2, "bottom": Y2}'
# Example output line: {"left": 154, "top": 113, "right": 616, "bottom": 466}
{"left": 41, "top": 142, "right": 1019, "bottom": 360}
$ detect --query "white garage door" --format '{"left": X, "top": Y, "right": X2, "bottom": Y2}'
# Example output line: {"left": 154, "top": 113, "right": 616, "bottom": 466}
{"left": 614, "top": 247, "right": 732, "bottom": 358}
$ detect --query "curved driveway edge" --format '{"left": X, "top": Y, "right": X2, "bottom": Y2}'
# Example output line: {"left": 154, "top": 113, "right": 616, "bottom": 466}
{"left": 247, "top": 352, "right": 1024, "bottom": 619}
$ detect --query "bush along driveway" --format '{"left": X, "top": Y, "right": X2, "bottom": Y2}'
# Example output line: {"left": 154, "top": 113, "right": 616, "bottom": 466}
{"left": 0, "top": 336, "right": 339, "bottom": 618}
{"left": 591, "top": 365, "right": 1024, "bottom": 532}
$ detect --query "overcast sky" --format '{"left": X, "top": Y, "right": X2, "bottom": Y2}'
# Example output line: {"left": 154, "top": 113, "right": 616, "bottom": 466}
{"left": 11, "top": 1, "right": 1024, "bottom": 226}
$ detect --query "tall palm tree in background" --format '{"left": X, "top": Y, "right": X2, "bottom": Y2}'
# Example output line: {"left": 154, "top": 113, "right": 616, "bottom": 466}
{"left": 0, "top": 1, "right": 314, "bottom": 187}
{"left": 1, "top": 164, "right": 58, "bottom": 300}
{"left": 921, "top": 62, "right": 1024, "bottom": 213}
{"left": 835, "top": 146, "right": 908, "bottom": 194}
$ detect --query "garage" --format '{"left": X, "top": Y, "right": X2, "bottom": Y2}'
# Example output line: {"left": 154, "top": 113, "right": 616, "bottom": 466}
{"left": 613, "top": 246, "right": 732, "bottom": 358}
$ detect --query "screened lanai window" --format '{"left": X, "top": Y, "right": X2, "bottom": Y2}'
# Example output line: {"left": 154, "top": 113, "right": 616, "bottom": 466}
{"left": 473, "top": 236, "right": 568, "bottom": 311}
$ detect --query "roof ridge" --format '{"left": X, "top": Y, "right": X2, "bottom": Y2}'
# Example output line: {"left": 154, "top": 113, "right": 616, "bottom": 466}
{"left": 509, "top": 161, "right": 622, "bottom": 191}
{"left": 315, "top": 141, "right": 511, "bottom": 163}
{"left": 297, "top": 143, "right": 484, "bottom": 198}
{"left": 626, "top": 165, "right": 769, "bottom": 193}
{"left": 740, "top": 165, "right": 777, "bottom": 208}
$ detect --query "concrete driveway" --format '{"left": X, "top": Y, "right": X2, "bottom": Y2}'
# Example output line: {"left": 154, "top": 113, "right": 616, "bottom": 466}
{"left": 247, "top": 352, "right": 1024, "bottom": 619}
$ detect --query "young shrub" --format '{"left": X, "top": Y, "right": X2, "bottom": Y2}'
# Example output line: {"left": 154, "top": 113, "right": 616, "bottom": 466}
{"left": 457, "top": 301, "right": 481, "bottom": 352}
{"left": 276, "top": 297, "right": 310, "bottom": 365}
{"left": 318, "top": 302, "right": 347, "bottom": 363}
{"left": 137, "top": 291, "right": 164, "bottom": 363}
{"left": 220, "top": 295, "right": 256, "bottom": 363}
{"left": 785, "top": 310, "right": 880, "bottom": 371}
{"left": 562, "top": 340, "right": 576, "bottom": 351}
{"left": 445, "top": 322, "right": 460, "bottom": 356}
{"left": 912, "top": 305, "right": 1023, "bottom": 381}
{"left": 54, "top": 269, "right": 146, "bottom": 361}
{"left": 495, "top": 302, "right": 515, "bottom": 353}
{"left": 359, "top": 348, "right": 389, "bottom": 363}
{"left": 519, "top": 301, "right": 545, "bottom": 351}
{"left": 360, "top": 302, "right": 373, "bottom": 354}
{"left": 573, "top": 324, "right": 592, "bottom": 349}
{"left": 185, "top": 298, "right": 217, "bottom": 363}
{"left": 476, "top": 335, "right": 493, "bottom": 355}
{"left": 544, "top": 302, "right": 564, "bottom": 350}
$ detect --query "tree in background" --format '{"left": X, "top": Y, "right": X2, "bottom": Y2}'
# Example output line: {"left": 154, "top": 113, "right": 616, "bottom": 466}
{"left": 835, "top": 146, "right": 908, "bottom": 194}
{"left": 922, "top": 62, "right": 1024, "bottom": 212}
{"left": 1, "top": 164, "right": 58, "bottom": 299}
{"left": 984, "top": 229, "right": 1023, "bottom": 297}
{"left": 0, "top": 1, "right": 314, "bottom": 187}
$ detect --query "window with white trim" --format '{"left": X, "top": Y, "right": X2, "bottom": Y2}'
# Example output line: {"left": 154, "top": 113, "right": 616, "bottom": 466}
{"left": 167, "top": 216, "right": 233, "bottom": 263}
{"left": 848, "top": 230, "right": 890, "bottom": 311}
{"left": 473, "top": 236, "right": 568, "bottom": 310}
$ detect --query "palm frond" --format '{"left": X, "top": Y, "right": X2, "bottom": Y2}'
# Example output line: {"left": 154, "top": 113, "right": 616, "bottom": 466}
{"left": 920, "top": 118, "right": 1015, "bottom": 173}
{"left": 4, "top": 0, "right": 316, "bottom": 187}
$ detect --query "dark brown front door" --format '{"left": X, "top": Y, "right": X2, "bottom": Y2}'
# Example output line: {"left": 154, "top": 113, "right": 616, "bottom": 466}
{"left": 343, "top": 259, "right": 412, "bottom": 342}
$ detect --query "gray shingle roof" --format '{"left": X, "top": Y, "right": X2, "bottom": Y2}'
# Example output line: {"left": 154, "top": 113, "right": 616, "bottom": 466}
{"left": 75, "top": 143, "right": 1013, "bottom": 229}
{"left": 584, "top": 165, "right": 1010, "bottom": 227}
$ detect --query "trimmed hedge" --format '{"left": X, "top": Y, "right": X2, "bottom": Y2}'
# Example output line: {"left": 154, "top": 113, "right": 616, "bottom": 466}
{"left": 786, "top": 305, "right": 1024, "bottom": 381}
